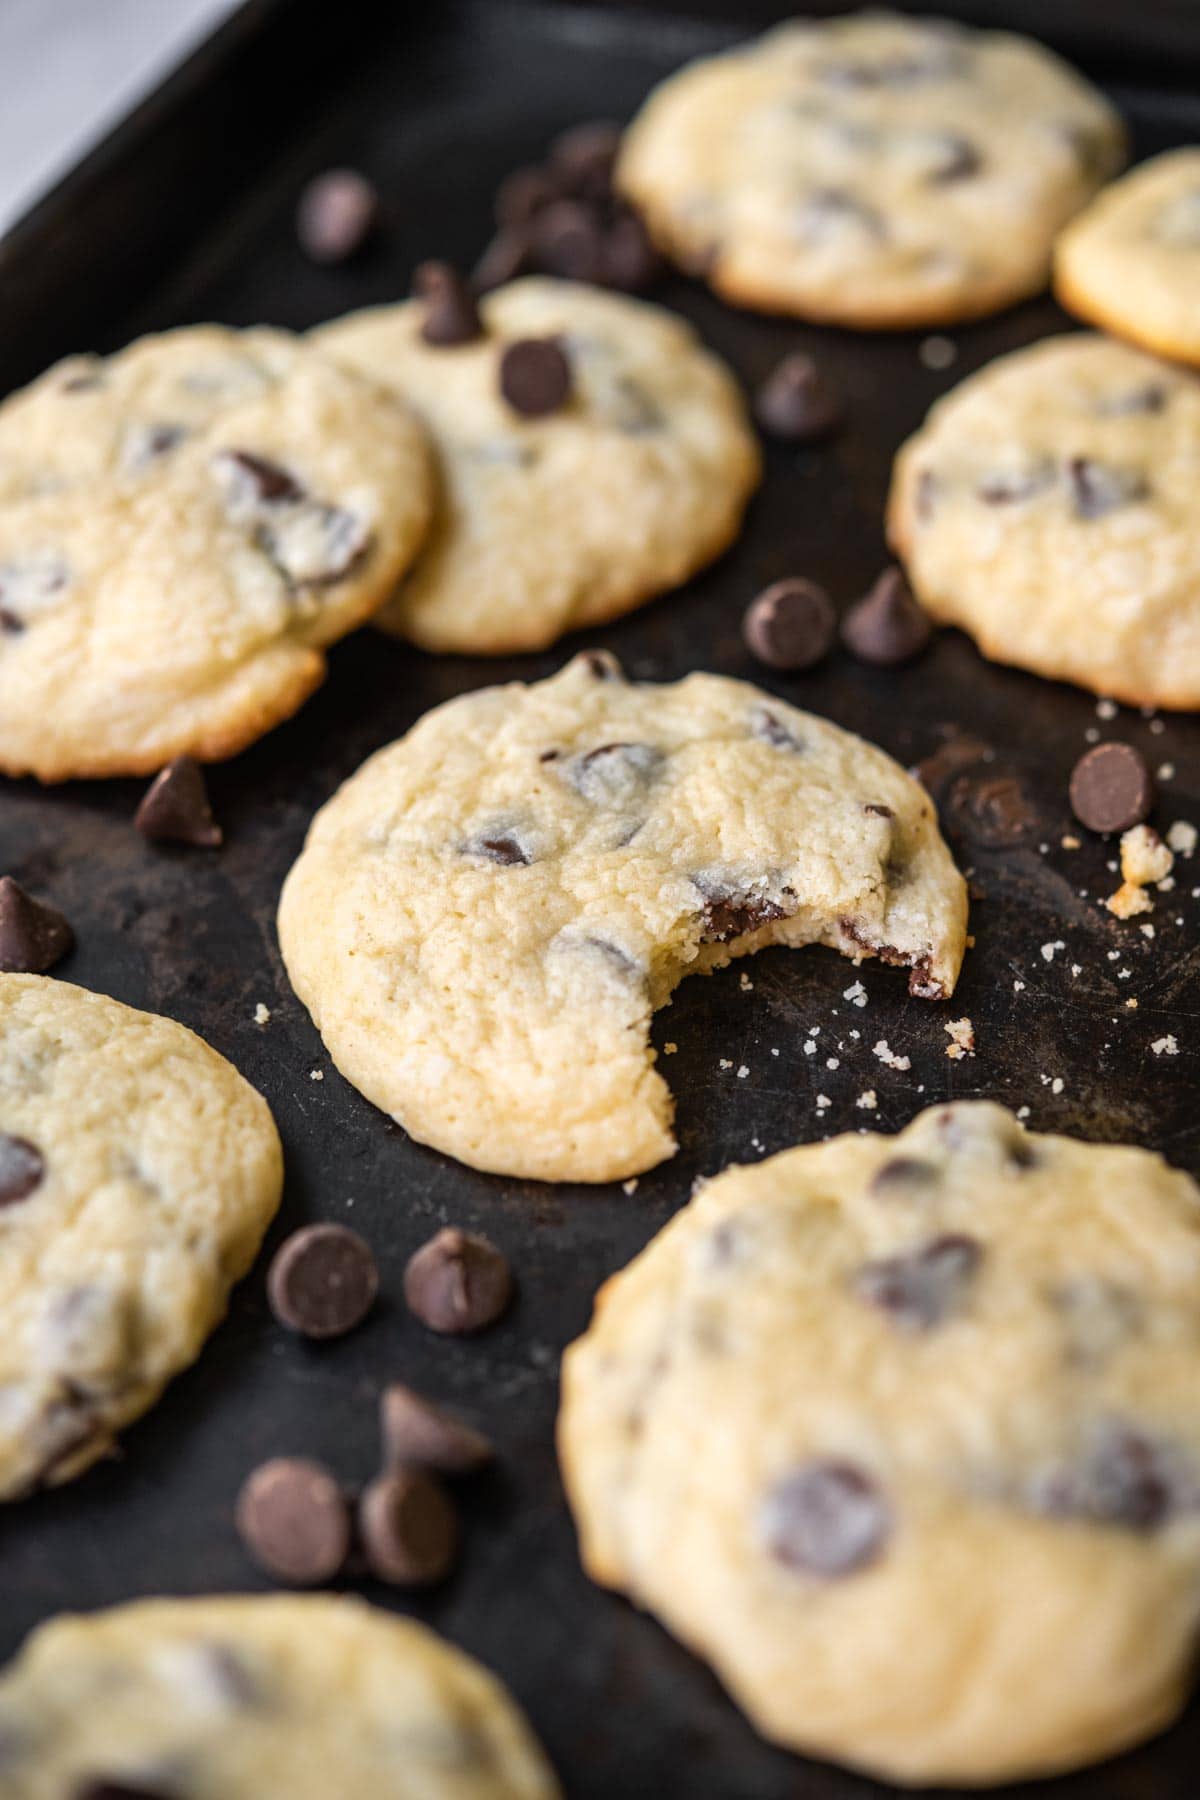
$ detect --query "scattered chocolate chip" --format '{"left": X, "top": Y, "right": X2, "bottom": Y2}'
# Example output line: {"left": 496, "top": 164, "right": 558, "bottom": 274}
{"left": 296, "top": 168, "right": 378, "bottom": 264}
{"left": 235, "top": 1456, "right": 351, "bottom": 1584}
{"left": 549, "top": 120, "right": 623, "bottom": 197}
{"left": 840, "top": 567, "right": 932, "bottom": 666}
{"left": 1069, "top": 742, "right": 1153, "bottom": 835}
{"left": 495, "top": 164, "right": 562, "bottom": 227}
{"left": 749, "top": 705, "right": 804, "bottom": 752}
{"left": 944, "top": 772, "right": 1035, "bottom": 848}
{"left": 743, "top": 577, "right": 836, "bottom": 672}
{"left": 381, "top": 1383, "right": 493, "bottom": 1475}
{"left": 0, "top": 877, "right": 73, "bottom": 974}
{"left": 414, "top": 260, "right": 483, "bottom": 347}
{"left": 463, "top": 830, "right": 532, "bottom": 866}
{"left": 869, "top": 1155, "right": 940, "bottom": 1196}
{"left": 568, "top": 742, "right": 663, "bottom": 806}
{"left": 134, "top": 757, "right": 222, "bottom": 848}
{"left": 218, "top": 449, "right": 303, "bottom": 506}
{"left": 760, "top": 1460, "right": 891, "bottom": 1576}
{"left": 358, "top": 1468, "right": 459, "bottom": 1586}
{"left": 473, "top": 226, "right": 533, "bottom": 293}
{"left": 853, "top": 1233, "right": 982, "bottom": 1331}
{"left": 754, "top": 353, "right": 842, "bottom": 443}
{"left": 531, "top": 199, "right": 606, "bottom": 282}
{"left": 267, "top": 1223, "right": 379, "bottom": 1340}
{"left": 927, "top": 132, "right": 980, "bottom": 183}
{"left": 694, "top": 877, "right": 791, "bottom": 944}
{"left": 1068, "top": 457, "right": 1149, "bottom": 520}
{"left": 403, "top": 1228, "right": 513, "bottom": 1335}
{"left": 0, "top": 1134, "right": 43, "bottom": 1206}
{"left": 499, "top": 338, "right": 572, "bottom": 418}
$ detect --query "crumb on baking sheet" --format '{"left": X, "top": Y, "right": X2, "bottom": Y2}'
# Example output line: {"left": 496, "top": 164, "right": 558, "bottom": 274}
{"left": 945, "top": 1017, "right": 975, "bottom": 1060}
{"left": 1151, "top": 1035, "right": 1179, "bottom": 1057}
{"left": 873, "top": 1039, "right": 911, "bottom": 1072}
{"left": 856, "top": 1089, "right": 878, "bottom": 1110}
{"left": 309, "top": 1069, "right": 324, "bottom": 1081}
{"left": 1040, "top": 940, "right": 1065, "bottom": 963}
{"left": 253, "top": 1003, "right": 271, "bottom": 1025}
{"left": 843, "top": 980, "right": 868, "bottom": 1008}
{"left": 1167, "top": 821, "right": 1197, "bottom": 858}
{"left": 1106, "top": 824, "right": 1173, "bottom": 919}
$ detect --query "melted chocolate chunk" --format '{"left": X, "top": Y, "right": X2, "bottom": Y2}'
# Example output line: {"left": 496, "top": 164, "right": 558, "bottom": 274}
{"left": 976, "top": 462, "right": 1056, "bottom": 505}
{"left": 569, "top": 741, "right": 664, "bottom": 806}
{"left": 796, "top": 187, "right": 886, "bottom": 243}
{"left": 218, "top": 449, "right": 304, "bottom": 505}
{"left": 134, "top": 757, "right": 223, "bottom": 848}
{"left": 694, "top": 876, "right": 791, "bottom": 943}
{"left": 463, "top": 830, "right": 532, "bottom": 866}
{"left": 0, "top": 877, "right": 74, "bottom": 974}
{"left": 840, "top": 567, "right": 931, "bottom": 666}
{"left": 0, "top": 1134, "right": 43, "bottom": 1206}
{"left": 869, "top": 1155, "right": 940, "bottom": 1196}
{"left": 1069, "top": 742, "right": 1153, "bottom": 835}
{"left": 853, "top": 1233, "right": 982, "bottom": 1331}
{"left": 1068, "top": 458, "right": 1149, "bottom": 519}
{"left": 863, "top": 802, "right": 894, "bottom": 819}
{"left": 754, "top": 354, "right": 842, "bottom": 443}
{"left": 121, "top": 422, "right": 186, "bottom": 472}
{"left": 1035, "top": 1423, "right": 1194, "bottom": 1533}
{"left": 743, "top": 578, "right": 835, "bottom": 672}
{"left": 944, "top": 772, "right": 1036, "bottom": 848}
{"left": 926, "top": 132, "right": 981, "bottom": 183}
{"left": 749, "top": 706, "right": 804, "bottom": 752}
{"left": 760, "top": 1460, "right": 891, "bottom": 1576}
{"left": 257, "top": 504, "right": 371, "bottom": 588}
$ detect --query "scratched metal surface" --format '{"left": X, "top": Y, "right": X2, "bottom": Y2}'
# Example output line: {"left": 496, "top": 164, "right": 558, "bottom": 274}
{"left": 1, "top": 4, "right": 1198, "bottom": 1796}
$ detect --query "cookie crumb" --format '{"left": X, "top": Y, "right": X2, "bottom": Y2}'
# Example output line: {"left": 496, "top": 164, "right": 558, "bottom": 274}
{"left": 622, "top": 1178, "right": 639, "bottom": 1194}
{"left": 253, "top": 1003, "right": 271, "bottom": 1026}
{"left": 944, "top": 1017, "right": 975, "bottom": 1060}
{"left": 1151, "top": 1035, "right": 1179, "bottom": 1057}
{"left": 856, "top": 1089, "right": 878, "bottom": 1110}
{"left": 1061, "top": 835, "right": 1081, "bottom": 850}
{"left": 873, "top": 1039, "right": 911, "bottom": 1071}
{"left": 1126, "top": 997, "right": 1139, "bottom": 1009}
{"left": 1106, "top": 823, "right": 1173, "bottom": 918}
{"left": 843, "top": 980, "right": 868, "bottom": 1007}
{"left": 309, "top": 1069, "right": 324, "bottom": 1082}
{"left": 1167, "top": 821, "right": 1197, "bottom": 857}
{"left": 1040, "top": 940, "right": 1065, "bottom": 963}
{"left": 1013, "top": 979, "right": 1025, "bottom": 992}
{"left": 1158, "top": 763, "right": 1175, "bottom": 781}
{"left": 718, "top": 1058, "right": 733, "bottom": 1071}
{"left": 739, "top": 972, "right": 754, "bottom": 991}
{"left": 663, "top": 1042, "right": 677, "bottom": 1054}
{"left": 736, "top": 1064, "right": 749, "bottom": 1079}
{"left": 815, "top": 1094, "right": 832, "bottom": 1112}
{"left": 1095, "top": 698, "right": 1118, "bottom": 720}
{"left": 803, "top": 1039, "right": 817, "bottom": 1056}
{"left": 1016, "top": 1105, "right": 1031, "bottom": 1120}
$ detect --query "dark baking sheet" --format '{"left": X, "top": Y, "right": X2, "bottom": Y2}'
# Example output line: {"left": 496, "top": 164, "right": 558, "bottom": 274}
{"left": 2, "top": 3, "right": 1199, "bottom": 1795}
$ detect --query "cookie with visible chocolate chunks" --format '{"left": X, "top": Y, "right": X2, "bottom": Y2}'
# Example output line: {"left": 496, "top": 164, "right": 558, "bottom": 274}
{"left": 0, "top": 1593, "right": 560, "bottom": 1798}
{"left": 888, "top": 334, "right": 1200, "bottom": 708}
{"left": 0, "top": 974, "right": 281, "bottom": 1498}
{"left": 559, "top": 1101, "right": 1200, "bottom": 1785}
{"left": 1055, "top": 149, "right": 1200, "bottom": 368}
{"left": 617, "top": 11, "right": 1124, "bottom": 328}
{"left": 277, "top": 653, "right": 966, "bottom": 1183}
{"left": 0, "top": 325, "right": 432, "bottom": 780}
{"left": 314, "top": 278, "right": 759, "bottom": 655}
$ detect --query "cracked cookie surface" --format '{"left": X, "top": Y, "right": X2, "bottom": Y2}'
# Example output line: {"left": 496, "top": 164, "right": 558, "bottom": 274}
{"left": 617, "top": 11, "right": 1124, "bottom": 327}
{"left": 889, "top": 333, "right": 1200, "bottom": 708}
{"left": 0, "top": 325, "right": 432, "bottom": 780}
{"left": 1055, "top": 149, "right": 1200, "bottom": 367}
{"left": 314, "top": 278, "right": 760, "bottom": 654}
{"left": 0, "top": 974, "right": 282, "bottom": 1498}
{"left": 560, "top": 1102, "right": 1200, "bottom": 1784}
{"left": 0, "top": 1594, "right": 560, "bottom": 1798}
{"left": 277, "top": 653, "right": 965, "bottom": 1183}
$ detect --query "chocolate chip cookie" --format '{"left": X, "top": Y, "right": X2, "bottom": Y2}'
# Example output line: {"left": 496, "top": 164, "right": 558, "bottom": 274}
{"left": 1056, "top": 149, "right": 1200, "bottom": 367}
{"left": 617, "top": 11, "right": 1124, "bottom": 327}
{"left": 888, "top": 333, "right": 1200, "bottom": 708}
{"left": 277, "top": 652, "right": 966, "bottom": 1183}
{"left": 560, "top": 1102, "right": 1200, "bottom": 1783}
{"left": 0, "top": 974, "right": 282, "bottom": 1497}
{"left": 314, "top": 278, "right": 760, "bottom": 654}
{"left": 0, "top": 1594, "right": 560, "bottom": 1797}
{"left": 0, "top": 325, "right": 432, "bottom": 780}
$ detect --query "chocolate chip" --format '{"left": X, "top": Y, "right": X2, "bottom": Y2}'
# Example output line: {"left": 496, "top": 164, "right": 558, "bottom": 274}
{"left": 976, "top": 462, "right": 1056, "bottom": 505}
{"left": 760, "top": 1460, "right": 891, "bottom": 1576}
{"left": 869, "top": 1155, "right": 940, "bottom": 1196}
{"left": 72, "top": 1782, "right": 177, "bottom": 1800}
{"left": 568, "top": 742, "right": 663, "bottom": 806}
{"left": 749, "top": 705, "right": 804, "bottom": 752}
{"left": 218, "top": 450, "right": 303, "bottom": 505}
{"left": 414, "top": 260, "right": 483, "bottom": 347}
{"left": 549, "top": 121, "right": 623, "bottom": 198}
{"left": 0, "top": 877, "right": 73, "bottom": 974}
{"left": 1096, "top": 385, "right": 1167, "bottom": 418}
{"left": 531, "top": 200, "right": 606, "bottom": 283}
{"left": 840, "top": 567, "right": 932, "bottom": 666}
{"left": 944, "top": 772, "right": 1035, "bottom": 848}
{"left": 927, "top": 132, "right": 980, "bottom": 183}
{"left": 853, "top": 1233, "right": 982, "bottom": 1331}
{"left": 1035, "top": 1423, "right": 1191, "bottom": 1533}
{"left": 694, "top": 877, "right": 790, "bottom": 943}
{"left": 463, "top": 830, "right": 532, "bottom": 866}
{"left": 1068, "top": 458, "right": 1149, "bottom": 519}
{"left": 473, "top": 226, "right": 533, "bottom": 293}
{"left": 0, "top": 553, "right": 70, "bottom": 632}
{"left": 754, "top": 353, "right": 842, "bottom": 443}
{"left": 599, "top": 207, "right": 662, "bottom": 292}
{"left": 743, "top": 578, "right": 835, "bottom": 672}
{"left": 121, "top": 422, "right": 186, "bottom": 472}
{"left": 403, "top": 1228, "right": 513, "bottom": 1334}
{"left": 358, "top": 1468, "right": 459, "bottom": 1586}
{"left": 495, "top": 164, "right": 562, "bottom": 227}
{"left": 267, "top": 1223, "right": 378, "bottom": 1340}
{"left": 0, "top": 1134, "right": 43, "bottom": 1206}
{"left": 796, "top": 187, "right": 885, "bottom": 244}
{"left": 235, "top": 1456, "right": 351, "bottom": 1584}
{"left": 381, "top": 1383, "right": 493, "bottom": 1475}
{"left": 134, "top": 758, "right": 222, "bottom": 848}
{"left": 296, "top": 168, "right": 378, "bottom": 264}
{"left": 259, "top": 503, "right": 371, "bottom": 588}
{"left": 499, "top": 338, "right": 572, "bottom": 418}
{"left": 1069, "top": 742, "right": 1153, "bottom": 835}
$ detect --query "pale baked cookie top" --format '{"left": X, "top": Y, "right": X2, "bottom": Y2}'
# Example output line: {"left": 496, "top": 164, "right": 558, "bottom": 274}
{"left": 560, "top": 1102, "right": 1200, "bottom": 1785}
{"left": 618, "top": 10, "right": 1125, "bottom": 327}
{"left": 888, "top": 333, "right": 1200, "bottom": 709}
{"left": 0, "top": 1594, "right": 560, "bottom": 1799}
{"left": 0, "top": 325, "right": 433, "bottom": 780}
{"left": 315, "top": 278, "right": 760, "bottom": 655}
{"left": 277, "top": 652, "right": 966, "bottom": 1184}
{"left": 1056, "top": 149, "right": 1200, "bottom": 365}
{"left": 0, "top": 974, "right": 282, "bottom": 1499}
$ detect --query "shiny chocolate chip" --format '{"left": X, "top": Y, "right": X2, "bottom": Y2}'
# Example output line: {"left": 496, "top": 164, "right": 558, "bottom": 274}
{"left": 841, "top": 567, "right": 931, "bottom": 666}
{"left": 1069, "top": 742, "right": 1153, "bottom": 835}
{"left": 694, "top": 876, "right": 791, "bottom": 944}
{"left": 0, "top": 1134, "right": 43, "bottom": 1206}
{"left": 754, "top": 353, "right": 842, "bottom": 443}
{"left": 976, "top": 462, "right": 1056, "bottom": 505}
{"left": 134, "top": 757, "right": 222, "bottom": 848}
{"left": 296, "top": 168, "right": 378, "bottom": 264}
{"left": 1035, "top": 1423, "right": 1192, "bottom": 1533}
{"left": 743, "top": 577, "right": 835, "bottom": 672}
{"left": 267, "top": 1223, "right": 378, "bottom": 1340}
{"left": 0, "top": 877, "right": 74, "bottom": 974}
{"left": 404, "top": 1228, "right": 513, "bottom": 1334}
{"left": 414, "top": 260, "right": 483, "bottom": 347}
{"left": 235, "top": 1456, "right": 351, "bottom": 1585}
{"left": 499, "top": 338, "right": 572, "bottom": 417}
{"left": 760, "top": 1460, "right": 891, "bottom": 1576}
{"left": 853, "top": 1233, "right": 982, "bottom": 1331}
{"left": 381, "top": 1383, "right": 493, "bottom": 1475}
